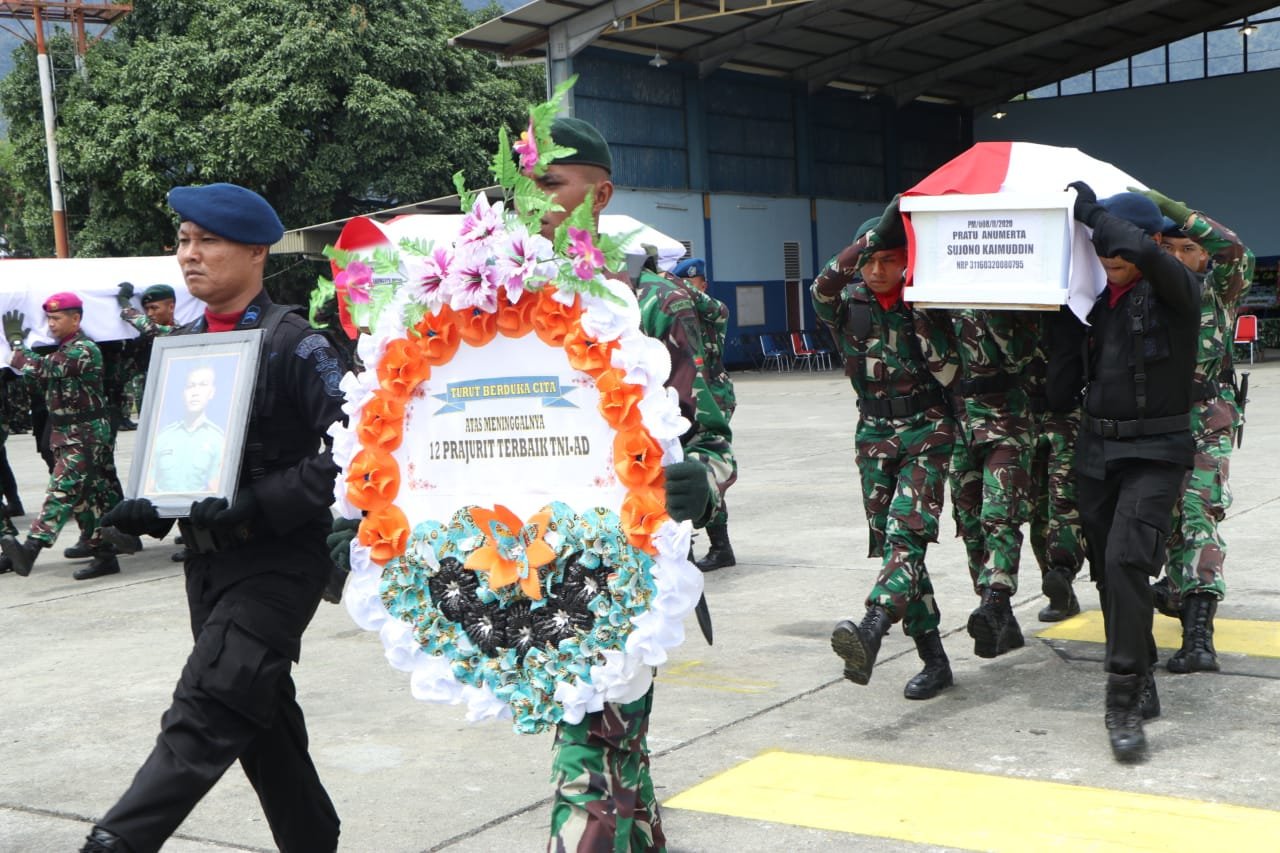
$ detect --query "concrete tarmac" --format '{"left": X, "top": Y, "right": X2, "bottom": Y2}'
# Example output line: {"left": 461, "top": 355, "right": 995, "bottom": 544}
{"left": 3, "top": 356, "right": 1279, "bottom": 852}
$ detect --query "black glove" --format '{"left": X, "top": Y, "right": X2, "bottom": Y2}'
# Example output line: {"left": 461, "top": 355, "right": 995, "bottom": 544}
{"left": 189, "top": 489, "right": 259, "bottom": 532}
{"left": 3, "top": 309, "right": 28, "bottom": 348}
{"left": 100, "top": 498, "right": 170, "bottom": 538}
{"left": 327, "top": 516, "right": 361, "bottom": 573}
{"left": 873, "top": 194, "right": 905, "bottom": 247}
{"left": 664, "top": 460, "right": 714, "bottom": 524}
{"left": 1067, "top": 181, "right": 1104, "bottom": 228}
{"left": 116, "top": 281, "right": 135, "bottom": 309}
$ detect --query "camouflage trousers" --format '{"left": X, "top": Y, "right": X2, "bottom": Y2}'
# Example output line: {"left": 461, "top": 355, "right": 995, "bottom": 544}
{"left": 1029, "top": 411, "right": 1085, "bottom": 578}
{"left": 1165, "top": 399, "right": 1234, "bottom": 603}
{"left": 549, "top": 687, "right": 665, "bottom": 853}
{"left": 856, "top": 414, "right": 952, "bottom": 636}
{"left": 949, "top": 430, "right": 1034, "bottom": 594}
{"left": 30, "top": 439, "right": 122, "bottom": 547}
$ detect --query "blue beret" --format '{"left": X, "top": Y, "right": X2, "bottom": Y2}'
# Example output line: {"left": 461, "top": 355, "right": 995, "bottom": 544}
{"left": 1158, "top": 215, "right": 1187, "bottom": 239}
{"left": 1101, "top": 192, "right": 1163, "bottom": 236}
{"left": 673, "top": 258, "right": 706, "bottom": 279}
{"left": 168, "top": 183, "right": 284, "bottom": 245}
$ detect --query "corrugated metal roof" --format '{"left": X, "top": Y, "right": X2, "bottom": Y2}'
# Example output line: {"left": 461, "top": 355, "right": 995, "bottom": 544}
{"left": 451, "top": 0, "right": 1278, "bottom": 107}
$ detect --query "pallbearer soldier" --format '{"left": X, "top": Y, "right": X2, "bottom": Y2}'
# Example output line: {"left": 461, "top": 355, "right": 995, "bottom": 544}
{"left": 1050, "top": 186, "right": 1200, "bottom": 762}
{"left": 1142, "top": 188, "right": 1254, "bottom": 673}
{"left": 1, "top": 294, "right": 125, "bottom": 580}
{"left": 79, "top": 183, "right": 345, "bottom": 852}
{"left": 815, "top": 199, "right": 960, "bottom": 700}
{"left": 1024, "top": 329, "right": 1085, "bottom": 622}
{"left": 936, "top": 306, "right": 1038, "bottom": 657}
{"left": 673, "top": 257, "right": 738, "bottom": 571}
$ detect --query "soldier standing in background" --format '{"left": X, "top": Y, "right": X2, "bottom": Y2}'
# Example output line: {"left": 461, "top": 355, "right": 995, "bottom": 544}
{"left": 673, "top": 257, "right": 739, "bottom": 571}
{"left": 1, "top": 294, "right": 124, "bottom": 581}
{"left": 935, "top": 307, "right": 1038, "bottom": 658}
{"left": 1025, "top": 326, "right": 1086, "bottom": 622}
{"left": 1143, "top": 188, "right": 1254, "bottom": 673}
{"left": 815, "top": 202, "right": 960, "bottom": 700}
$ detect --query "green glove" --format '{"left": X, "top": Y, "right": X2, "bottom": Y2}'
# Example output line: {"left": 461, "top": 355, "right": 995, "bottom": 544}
{"left": 1128, "top": 186, "right": 1193, "bottom": 226}
{"left": 116, "top": 281, "right": 135, "bottom": 309}
{"left": 327, "top": 516, "right": 361, "bottom": 572}
{"left": 2, "top": 310, "right": 28, "bottom": 348}
{"left": 664, "top": 460, "right": 714, "bottom": 524}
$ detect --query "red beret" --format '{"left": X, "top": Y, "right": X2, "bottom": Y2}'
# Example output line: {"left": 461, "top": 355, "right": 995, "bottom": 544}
{"left": 43, "top": 292, "right": 83, "bottom": 312}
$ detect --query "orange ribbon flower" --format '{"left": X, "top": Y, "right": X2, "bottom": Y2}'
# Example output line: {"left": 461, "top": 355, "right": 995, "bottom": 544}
{"left": 359, "top": 504, "right": 411, "bottom": 563}
{"left": 414, "top": 306, "right": 462, "bottom": 366}
{"left": 621, "top": 488, "right": 667, "bottom": 554}
{"left": 496, "top": 290, "right": 537, "bottom": 338}
{"left": 564, "top": 326, "right": 619, "bottom": 376}
{"left": 595, "top": 368, "right": 644, "bottom": 431}
{"left": 356, "top": 392, "right": 406, "bottom": 453}
{"left": 377, "top": 338, "right": 431, "bottom": 399}
{"left": 532, "top": 288, "right": 581, "bottom": 348}
{"left": 464, "top": 505, "right": 556, "bottom": 600}
{"left": 456, "top": 306, "right": 498, "bottom": 348}
{"left": 613, "top": 429, "right": 665, "bottom": 489}
{"left": 346, "top": 447, "right": 401, "bottom": 512}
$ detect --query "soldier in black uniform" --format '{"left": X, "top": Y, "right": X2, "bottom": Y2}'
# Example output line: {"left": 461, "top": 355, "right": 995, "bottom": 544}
{"left": 81, "top": 183, "right": 345, "bottom": 852}
{"left": 1050, "top": 185, "right": 1200, "bottom": 763}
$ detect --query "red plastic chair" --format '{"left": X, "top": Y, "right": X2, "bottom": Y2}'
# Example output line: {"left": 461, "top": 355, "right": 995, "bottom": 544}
{"left": 1234, "top": 314, "right": 1258, "bottom": 364}
{"left": 790, "top": 332, "right": 819, "bottom": 370}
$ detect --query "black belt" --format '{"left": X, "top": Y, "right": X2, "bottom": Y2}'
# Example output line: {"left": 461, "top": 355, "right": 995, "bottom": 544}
{"left": 1028, "top": 395, "right": 1049, "bottom": 414}
{"left": 857, "top": 387, "right": 946, "bottom": 418}
{"left": 1081, "top": 412, "right": 1190, "bottom": 439}
{"left": 50, "top": 408, "right": 108, "bottom": 427}
{"left": 957, "top": 373, "right": 1014, "bottom": 396}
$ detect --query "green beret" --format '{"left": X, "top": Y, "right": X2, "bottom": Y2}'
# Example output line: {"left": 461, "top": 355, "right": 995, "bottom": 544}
{"left": 550, "top": 117, "right": 613, "bottom": 174}
{"left": 141, "top": 284, "right": 176, "bottom": 304}
{"left": 854, "top": 217, "right": 880, "bottom": 241}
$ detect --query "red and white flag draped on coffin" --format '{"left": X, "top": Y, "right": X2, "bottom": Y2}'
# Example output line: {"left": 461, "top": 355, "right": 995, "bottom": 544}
{"left": 901, "top": 141, "right": 1149, "bottom": 320}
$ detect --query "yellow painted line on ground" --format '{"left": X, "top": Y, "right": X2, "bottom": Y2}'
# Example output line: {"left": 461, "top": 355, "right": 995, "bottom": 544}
{"left": 666, "top": 751, "right": 1280, "bottom": 852}
{"left": 659, "top": 660, "right": 775, "bottom": 694}
{"left": 1037, "top": 609, "right": 1280, "bottom": 658}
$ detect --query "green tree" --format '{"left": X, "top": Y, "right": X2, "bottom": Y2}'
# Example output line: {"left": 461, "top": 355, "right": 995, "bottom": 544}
{"left": 0, "top": 1, "right": 541, "bottom": 259}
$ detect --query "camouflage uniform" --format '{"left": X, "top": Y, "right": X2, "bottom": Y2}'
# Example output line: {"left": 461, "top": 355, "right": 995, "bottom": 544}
{"left": 1165, "top": 214, "right": 1254, "bottom": 605}
{"left": 548, "top": 269, "right": 736, "bottom": 853}
{"left": 121, "top": 306, "right": 177, "bottom": 338}
{"left": 812, "top": 246, "right": 957, "bottom": 636}
{"left": 11, "top": 331, "right": 122, "bottom": 549}
{"left": 680, "top": 281, "right": 737, "bottom": 534}
{"left": 939, "top": 310, "right": 1038, "bottom": 593}
{"left": 1025, "top": 340, "right": 1085, "bottom": 580}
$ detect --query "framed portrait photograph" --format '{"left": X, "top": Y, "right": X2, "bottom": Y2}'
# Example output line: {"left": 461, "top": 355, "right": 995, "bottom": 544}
{"left": 127, "top": 330, "right": 264, "bottom": 517}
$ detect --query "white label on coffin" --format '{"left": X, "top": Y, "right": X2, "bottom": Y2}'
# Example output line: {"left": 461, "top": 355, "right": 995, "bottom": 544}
{"left": 902, "top": 191, "right": 1073, "bottom": 308}
{"left": 394, "top": 334, "right": 625, "bottom": 525}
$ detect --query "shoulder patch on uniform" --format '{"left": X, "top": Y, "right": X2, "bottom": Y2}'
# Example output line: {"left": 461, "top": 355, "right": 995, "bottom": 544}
{"left": 295, "top": 333, "right": 330, "bottom": 360}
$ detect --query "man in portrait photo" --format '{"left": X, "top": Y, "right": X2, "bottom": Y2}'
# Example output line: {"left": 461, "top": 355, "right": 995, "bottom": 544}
{"left": 148, "top": 362, "right": 225, "bottom": 493}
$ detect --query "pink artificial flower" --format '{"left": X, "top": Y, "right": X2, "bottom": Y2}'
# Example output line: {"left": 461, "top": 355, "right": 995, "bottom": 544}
{"left": 514, "top": 118, "right": 539, "bottom": 177}
{"left": 460, "top": 194, "right": 503, "bottom": 246}
{"left": 335, "top": 260, "right": 373, "bottom": 304}
{"left": 497, "top": 231, "right": 555, "bottom": 302}
{"left": 445, "top": 248, "right": 499, "bottom": 313}
{"left": 567, "top": 227, "right": 606, "bottom": 281}
{"left": 405, "top": 246, "right": 453, "bottom": 308}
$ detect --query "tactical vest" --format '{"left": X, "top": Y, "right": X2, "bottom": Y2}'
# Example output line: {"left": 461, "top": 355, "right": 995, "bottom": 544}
{"left": 839, "top": 292, "right": 946, "bottom": 417}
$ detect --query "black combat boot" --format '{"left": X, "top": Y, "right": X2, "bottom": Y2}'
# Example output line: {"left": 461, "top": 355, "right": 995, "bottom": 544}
{"left": 1150, "top": 575, "right": 1181, "bottom": 619}
{"left": 64, "top": 537, "right": 96, "bottom": 559}
{"left": 0, "top": 535, "right": 45, "bottom": 577}
{"left": 81, "top": 826, "right": 133, "bottom": 852}
{"left": 1167, "top": 593, "right": 1220, "bottom": 673}
{"left": 968, "top": 586, "right": 1019, "bottom": 659}
{"left": 0, "top": 555, "right": 11, "bottom": 574}
{"left": 1140, "top": 670, "right": 1160, "bottom": 720}
{"left": 696, "top": 523, "right": 735, "bottom": 572}
{"left": 1104, "top": 673, "right": 1147, "bottom": 762}
{"left": 830, "top": 605, "right": 892, "bottom": 685}
{"left": 73, "top": 553, "right": 120, "bottom": 581}
{"left": 903, "top": 630, "right": 953, "bottom": 700}
{"left": 1038, "top": 567, "right": 1080, "bottom": 622}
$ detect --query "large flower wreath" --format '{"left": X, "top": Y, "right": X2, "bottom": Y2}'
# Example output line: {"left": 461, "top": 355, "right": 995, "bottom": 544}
{"left": 324, "top": 80, "right": 704, "bottom": 734}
